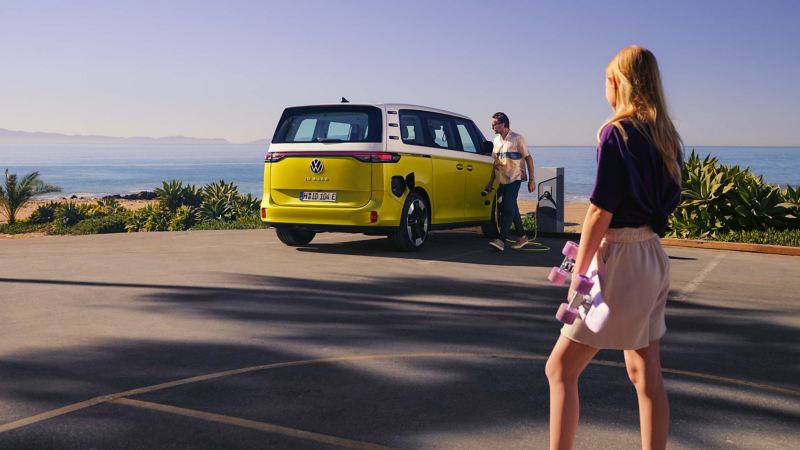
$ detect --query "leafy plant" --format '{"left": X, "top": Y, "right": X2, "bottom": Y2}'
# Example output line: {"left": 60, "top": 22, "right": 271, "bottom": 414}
{"left": 707, "top": 228, "right": 800, "bottom": 247}
{"left": 92, "top": 197, "right": 126, "bottom": 217}
{"left": 125, "top": 209, "right": 148, "bottom": 232}
{"left": 169, "top": 205, "right": 199, "bottom": 231}
{"left": 668, "top": 151, "right": 800, "bottom": 238}
{"left": 0, "top": 169, "right": 61, "bottom": 224}
{"left": 198, "top": 198, "right": 235, "bottom": 222}
{"left": 28, "top": 201, "right": 61, "bottom": 224}
{"left": 0, "top": 221, "right": 46, "bottom": 234}
{"left": 61, "top": 214, "right": 127, "bottom": 235}
{"left": 139, "top": 203, "right": 171, "bottom": 232}
{"left": 54, "top": 202, "right": 92, "bottom": 227}
{"left": 182, "top": 184, "right": 204, "bottom": 208}
{"left": 235, "top": 193, "right": 261, "bottom": 218}
{"left": 192, "top": 216, "right": 264, "bottom": 230}
{"left": 203, "top": 179, "right": 239, "bottom": 203}
{"left": 520, "top": 212, "right": 537, "bottom": 232}
{"left": 154, "top": 179, "right": 186, "bottom": 212}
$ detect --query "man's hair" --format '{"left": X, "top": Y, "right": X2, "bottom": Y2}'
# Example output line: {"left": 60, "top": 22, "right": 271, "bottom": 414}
{"left": 492, "top": 112, "right": 509, "bottom": 128}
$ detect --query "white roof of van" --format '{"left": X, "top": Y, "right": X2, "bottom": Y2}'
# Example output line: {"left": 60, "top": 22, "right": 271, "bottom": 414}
{"left": 283, "top": 103, "right": 472, "bottom": 120}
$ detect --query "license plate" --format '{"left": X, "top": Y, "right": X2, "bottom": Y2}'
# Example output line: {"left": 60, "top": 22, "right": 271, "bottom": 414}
{"left": 300, "top": 191, "right": 337, "bottom": 202}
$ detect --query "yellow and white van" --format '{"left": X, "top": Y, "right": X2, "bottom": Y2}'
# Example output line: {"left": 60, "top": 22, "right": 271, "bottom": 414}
{"left": 261, "top": 103, "right": 497, "bottom": 250}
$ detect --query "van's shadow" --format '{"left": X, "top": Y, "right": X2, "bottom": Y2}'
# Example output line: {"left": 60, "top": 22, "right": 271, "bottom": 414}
{"left": 296, "top": 229, "right": 565, "bottom": 267}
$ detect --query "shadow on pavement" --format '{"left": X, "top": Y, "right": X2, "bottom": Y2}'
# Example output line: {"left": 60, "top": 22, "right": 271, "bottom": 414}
{"left": 294, "top": 230, "right": 564, "bottom": 267}
{"left": 0, "top": 273, "right": 798, "bottom": 449}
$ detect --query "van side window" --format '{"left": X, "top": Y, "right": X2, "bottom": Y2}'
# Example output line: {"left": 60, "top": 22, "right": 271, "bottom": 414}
{"left": 399, "top": 112, "right": 424, "bottom": 145}
{"left": 424, "top": 116, "right": 458, "bottom": 150}
{"left": 455, "top": 119, "right": 479, "bottom": 153}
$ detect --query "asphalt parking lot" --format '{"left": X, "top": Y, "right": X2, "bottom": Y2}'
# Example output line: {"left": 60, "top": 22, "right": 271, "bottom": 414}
{"left": 1, "top": 229, "right": 798, "bottom": 449}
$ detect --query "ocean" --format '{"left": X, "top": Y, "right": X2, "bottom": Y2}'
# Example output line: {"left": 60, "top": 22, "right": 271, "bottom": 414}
{"left": 1, "top": 144, "right": 798, "bottom": 202}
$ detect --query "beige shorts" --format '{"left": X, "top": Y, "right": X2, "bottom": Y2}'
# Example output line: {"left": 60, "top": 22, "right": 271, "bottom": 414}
{"left": 561, "top": 226, "right": 670, "bottom": 350}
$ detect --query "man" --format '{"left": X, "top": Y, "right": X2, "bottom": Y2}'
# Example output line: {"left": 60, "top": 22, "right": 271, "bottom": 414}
{"left": 484, "top": 112, "right": 535, "bottom": 251}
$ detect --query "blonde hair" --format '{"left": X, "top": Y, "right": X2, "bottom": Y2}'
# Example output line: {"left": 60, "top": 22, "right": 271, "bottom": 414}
{"left": 599, "top": 45, "right": 684, "bottom": 184}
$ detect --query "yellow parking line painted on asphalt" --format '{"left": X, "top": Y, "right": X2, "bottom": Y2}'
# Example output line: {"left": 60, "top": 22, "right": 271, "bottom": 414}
{"left": 0, "top": 398, "right": 106, "bottom": 433}
{"left": 112, "top": 398, "right": 396, "bottom": 450}
{"left": 1, "top": 351, "right": 797, "bottom": 435}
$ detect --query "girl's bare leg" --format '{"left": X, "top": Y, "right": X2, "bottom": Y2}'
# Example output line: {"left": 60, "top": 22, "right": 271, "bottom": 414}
{"left": 624, "top": 339, "right": 669, "bottom": 450}
{"left": 545, "top": 335, "right": 599, "bottom": 450}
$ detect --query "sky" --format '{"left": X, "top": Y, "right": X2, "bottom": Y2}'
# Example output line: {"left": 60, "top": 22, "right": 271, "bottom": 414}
{"left": 1, "top": 0, "right": 799, "bottom": 146}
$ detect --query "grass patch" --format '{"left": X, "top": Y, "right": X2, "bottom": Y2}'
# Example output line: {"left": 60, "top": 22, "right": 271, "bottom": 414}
{"left": 51, "top": 215, "right": 128, "bottom": 235}
{"left": 704, "top": 228, "right": 800, "bottom": 247}
{"left": 191, "top": 216, "right": 264, "bottom": 231}
{"left": 0, "top": 221, "right": 48, "bottom": 234}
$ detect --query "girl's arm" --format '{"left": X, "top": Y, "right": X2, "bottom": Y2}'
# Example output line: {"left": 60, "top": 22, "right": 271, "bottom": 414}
{"left": 570, "top": 203, "right": 613, "bottom": 294}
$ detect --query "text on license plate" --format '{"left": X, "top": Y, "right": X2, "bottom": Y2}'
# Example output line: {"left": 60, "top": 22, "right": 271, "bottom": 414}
{"left": 300, "top": 191, "right": 337, "bottom": 202}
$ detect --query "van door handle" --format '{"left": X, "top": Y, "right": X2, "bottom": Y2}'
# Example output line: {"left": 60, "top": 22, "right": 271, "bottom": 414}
{"left": 466, "top": 165, "right": 473, "bottom": 171}
{"left": 456, "top": 163, "right": 464, "bottom": 170}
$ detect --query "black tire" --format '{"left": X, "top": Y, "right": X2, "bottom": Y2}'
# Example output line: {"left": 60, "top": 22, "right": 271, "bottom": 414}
{"left": 390, "top": 192, "right": 430, "bottom": 251}
{"left": 481, "top": 191, "right": 501, "bottom": 238}
{"left": 275, "top": 227, "right": 316, "bottom": 246}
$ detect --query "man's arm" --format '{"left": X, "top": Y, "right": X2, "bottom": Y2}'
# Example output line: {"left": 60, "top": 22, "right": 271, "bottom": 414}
{"left": 525, "top": 154, "right": 535, "bottom": 193}
{"left": 485, "top": 167, "right": 496, "bottom": 192}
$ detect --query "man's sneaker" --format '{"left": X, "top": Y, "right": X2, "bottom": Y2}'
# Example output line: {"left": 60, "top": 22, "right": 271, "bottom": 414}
{"left": 511, "top": 235, "right": 529, "bottom": 250}
{"left": 489, "top": 239, "right": 505, "bottom": 251}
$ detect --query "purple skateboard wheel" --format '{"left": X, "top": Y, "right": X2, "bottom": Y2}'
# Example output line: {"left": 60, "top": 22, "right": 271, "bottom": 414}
{"left": 562, "top": 241, "right": 579, "bottom": 259}
{"left": 573, "top": 275, "right": 594, "bottom": 295}
{"left": 556, "top": 303, "right": 577, "bottom": 324}
{"left": 548, "top": 267, "right": 568, "bottom": 284}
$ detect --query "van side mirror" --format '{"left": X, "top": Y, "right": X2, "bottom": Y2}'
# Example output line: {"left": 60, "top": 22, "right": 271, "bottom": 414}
{"left": 480, "top": 141, "right": 494, "bottom": 155}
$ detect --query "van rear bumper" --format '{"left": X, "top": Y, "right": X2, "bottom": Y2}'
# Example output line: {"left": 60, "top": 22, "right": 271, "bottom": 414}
{"left": 260, "top": 194, "right": 403, "bottom": 229}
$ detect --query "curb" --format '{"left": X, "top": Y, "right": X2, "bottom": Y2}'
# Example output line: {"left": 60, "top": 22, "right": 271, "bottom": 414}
{"left": 529, "top": 232, "right": 799, "bottom": 257}
{"left": 660, "top": 238, "right": 800, "bottom": 256}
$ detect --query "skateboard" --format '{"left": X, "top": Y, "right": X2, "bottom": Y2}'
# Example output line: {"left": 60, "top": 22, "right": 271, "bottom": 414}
{"left": 548, "top": 241, "right": 610, "bottom": 332}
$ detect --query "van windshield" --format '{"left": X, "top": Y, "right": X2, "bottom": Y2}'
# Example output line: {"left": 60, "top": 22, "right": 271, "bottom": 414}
{"left": 272, "top": 105, "right": 382, "bottom": 143}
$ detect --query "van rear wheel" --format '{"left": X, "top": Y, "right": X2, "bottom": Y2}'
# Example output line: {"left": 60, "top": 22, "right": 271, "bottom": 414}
{"left": 275, "top": 227, "right": 316, "bottom": 246}
{"left": 390, "top": 192, "right": 429, "bottom": 251}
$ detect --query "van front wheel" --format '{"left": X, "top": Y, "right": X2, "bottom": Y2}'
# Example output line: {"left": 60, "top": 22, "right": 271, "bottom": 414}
{"left": 390, "top": 192, "right": 429, "bottom": 251}
{"left": 275, "top": 227, "right": 316, "bottom": 246}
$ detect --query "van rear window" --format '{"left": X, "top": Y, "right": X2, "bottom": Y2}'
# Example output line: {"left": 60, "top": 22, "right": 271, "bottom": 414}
{"left": 272, "top": 105, "right": 382, "bottom": 143}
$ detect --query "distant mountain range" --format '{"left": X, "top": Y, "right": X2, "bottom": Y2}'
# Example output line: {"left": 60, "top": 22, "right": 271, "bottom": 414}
{"left": 0, "top": 128, "right": 268, "bottom": 145}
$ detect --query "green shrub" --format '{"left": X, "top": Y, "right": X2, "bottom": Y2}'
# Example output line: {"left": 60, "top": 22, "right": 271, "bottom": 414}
{"left": 92, "top": 198, "right": 126, "bottom": 217}
{"left": 182, "top": 184, "right": 204, "bottom": 208}
{"left": 522, "top": 212, "right": 537, "bottom": 232}
{"left": 169, "top": 205, "right": 199, "bottom": 231}
{"left": 668, "top": 151, "right": 800, "bottom": 238}
{"left": 235, "top": 193, "right": 261, "bottom": 218}
{"left": 58, "top": 215, "right": 127, "bottom": 235}
{"left": 199, "top": 197, "right": 235, "bottom": 222}
{"left": 125, "top": 209, "right": 147, "bottom": 232}
{"left": 140, "top": 204, "right": 171, "bottom": 232}
{"left": 28, "top": 201, "right": 61, "bottom": 224}
{"left": 54, "top": 202, "right": 92, "bottom": 227}
{"left": 0, "top": 221, "right": 46, "bottom": 234}
{"left": 154, "top": 179, "right": 186, "bottom": 212}
{"left": 191, "top": 216, "right": 264, "bottom": 230}
{"left": 706, "top": 228, "right": 800, "bottom": 247}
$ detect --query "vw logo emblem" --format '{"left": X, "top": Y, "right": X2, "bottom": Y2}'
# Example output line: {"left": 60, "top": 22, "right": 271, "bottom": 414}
{"left": 310, "top": 159, "right": 324, "bottom": 174}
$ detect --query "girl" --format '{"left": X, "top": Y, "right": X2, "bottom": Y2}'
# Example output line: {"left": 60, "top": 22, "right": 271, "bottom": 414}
{"left": 545, "top": 46, "right": 683, "bottom": 450}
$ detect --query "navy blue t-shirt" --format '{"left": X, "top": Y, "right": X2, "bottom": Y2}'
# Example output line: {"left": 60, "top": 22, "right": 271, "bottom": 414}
{"left": 589, "top": 121, "right": 682, "bottom": 237}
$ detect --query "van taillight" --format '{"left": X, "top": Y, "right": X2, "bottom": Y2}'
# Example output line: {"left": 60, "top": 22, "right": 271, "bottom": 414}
{"left": 264, "top": 151, "right": 399, "bottom": 163}
{"left": 351, "top": 152, "right": 401, "bottom": 163}
{"left": 264, "top": 152, "right": 287, "bottom": 163}
{"left": 261, "top": 208, "right": 267, "bottom": 219}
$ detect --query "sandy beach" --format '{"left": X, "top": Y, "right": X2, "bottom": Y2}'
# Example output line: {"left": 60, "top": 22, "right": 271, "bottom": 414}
{"left": 2, "top": 197, "right": 589, "bottom": 236}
